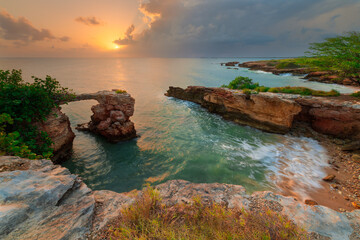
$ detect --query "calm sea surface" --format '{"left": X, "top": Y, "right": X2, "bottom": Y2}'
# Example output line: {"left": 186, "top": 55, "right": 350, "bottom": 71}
{"left": 0, "top": 58, "right": 356, "bottom": 196}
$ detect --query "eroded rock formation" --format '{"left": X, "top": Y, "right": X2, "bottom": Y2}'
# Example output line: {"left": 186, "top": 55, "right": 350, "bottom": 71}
{"left": 75, "top": 90, "right": 137, "bottom": 142}
{"left": 1, "top": 157, "right": 359, "bottom": 239}
{"left": 166, "top": 86, "right": 302, "bottom": 133}
{"left": 165, "top": 86, "right": 360, "bottom": 142}
{"left": 35, "top": 108, "right": 75, "bottom": 163}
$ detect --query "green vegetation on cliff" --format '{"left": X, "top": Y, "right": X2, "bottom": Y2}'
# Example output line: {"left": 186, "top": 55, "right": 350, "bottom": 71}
{"left": 0, "top": 69, "right": 74, "bottom": 159}
{"left": 101, "top": 187, "right": 307, "bottom": 240}
{"left": 268, "top": 32, "right": 360, "bottom": 82}
{"left": 222, "top": 76, "right": 340, "bottom": 97}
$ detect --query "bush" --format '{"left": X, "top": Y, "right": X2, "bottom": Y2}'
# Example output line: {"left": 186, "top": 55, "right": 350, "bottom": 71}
{"left": 223, "top": 76, "right": 259, "bottom": 90}
{"left": 268, "top": 86, "right": 340, "bottom": 97}
{"left": 100, "top": 186, "right": 308, "bottom": 240}
{"left": 351, "top": 91, "right": 360, "bottom": 98}
{"left": 115, "top": 89, "right": 127, "bottom": 94}
{"left": 222, "top": 76, "right": 340, "bottom": 97}
{"left": 0, "top": 69, "right": 74, "bottom": 158}
{"left": 276, "top": 61, "right": 301, "bottom": 69}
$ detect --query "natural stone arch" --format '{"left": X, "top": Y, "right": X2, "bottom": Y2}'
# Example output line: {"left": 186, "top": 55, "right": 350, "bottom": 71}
{"left": 72, "top": 90, "right": 137, "bottom": 143}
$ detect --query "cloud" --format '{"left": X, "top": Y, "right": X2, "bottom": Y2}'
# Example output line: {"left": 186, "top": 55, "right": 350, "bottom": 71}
{"left": 113, "top": 24, "right": 135, "bottom": 45}
{"left": 75, "top": 16, "right": 103, "bottom": 26}
{"left": 59, "top": 36, "right": 70, "bottom": 42}
{"left": 114, "top": 0, "right": 360, "bottom": 57}
{"left": 0, "top": 10, "right": 70, "bottom": 45}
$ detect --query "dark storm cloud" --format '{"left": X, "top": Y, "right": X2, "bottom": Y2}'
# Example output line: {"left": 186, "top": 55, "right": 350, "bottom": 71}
{"left": 116, "top": 0, "right": 360, "bottom": 57}
{"left": 0, "top": 10, "right": 70, "bottom": 45}
{"left": 75, "top": 16, "right": 103, "bottom": 26}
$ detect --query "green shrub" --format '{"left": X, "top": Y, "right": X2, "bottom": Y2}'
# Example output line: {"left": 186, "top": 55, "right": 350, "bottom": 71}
{"left": 100, "top": 186, "right": 308, "bottom": 240}
{"left": 267, "top": 86, "right": 340, "bottom": 96}
{"left": 115, "top": 89, "right": 127, "bottom": 94}
{"left": 0, "top": 69, "right": 74, "bottom": 158}
{"left": 255, "top": 86, "right": 270, "bottom": 92}
{"left": 351, "top": 91, "right": 360, "bottom": 98}
{"left": 276, "top": 61, "right": 301, "bottom": 69}
{"left": 221, "top": 76, "right": 340, "bottom": 97}
{"left": 223, "top": 76, "right": 260, "bottom": 90}
{"left": 242, "top": 89, "right": 252, "bottom": 95}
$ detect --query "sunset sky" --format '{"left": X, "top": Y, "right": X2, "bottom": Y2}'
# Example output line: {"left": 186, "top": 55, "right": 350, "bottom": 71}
{"left": 0, "top": 0, "right": 359, "bottom": 57}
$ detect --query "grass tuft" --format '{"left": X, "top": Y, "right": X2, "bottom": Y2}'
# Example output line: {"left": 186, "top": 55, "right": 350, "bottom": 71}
{"left": 99, "top": 186, "right": 308, "bottom": 240}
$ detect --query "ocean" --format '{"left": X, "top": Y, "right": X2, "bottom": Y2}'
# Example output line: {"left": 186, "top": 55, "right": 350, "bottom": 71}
{"left": 0, "top": 57, "right": 356, "bottom": 196}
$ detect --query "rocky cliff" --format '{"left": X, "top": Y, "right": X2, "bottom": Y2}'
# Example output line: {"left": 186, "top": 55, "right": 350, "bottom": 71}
{"left": 165, "top": 86, "right": 302, "bottom": 133}
{"left": 35, "top": 108, "right": 75, "bottom": 163}
{"left": 165, "top": 86, "right": 360, "bottom": 142}
{"left": 75, "top": 90, "right": 137, "bottom": 142}
{"left": 1, "top": 156, "right": 360, "bottom": 240}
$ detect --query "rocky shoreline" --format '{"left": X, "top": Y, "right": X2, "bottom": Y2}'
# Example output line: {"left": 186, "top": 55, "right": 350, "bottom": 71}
{"left": 165, "top": 86, "right": 360, "bottom": 212}
{"left": 2, "top": 87, "right": 360, "bottom": 239}
{"left": 165, "top": 86, "right": 360, "bottom": 140}
{"left": 1, "top": 156, "right": 360, "bottom": 240}
{"left": 222, "top": 60, "right": 360, "bottom": 87}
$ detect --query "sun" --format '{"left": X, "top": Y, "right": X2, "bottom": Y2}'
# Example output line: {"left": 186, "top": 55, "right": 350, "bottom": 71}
{"left": 114, "top": 45, "right": 120, "bottom": 49}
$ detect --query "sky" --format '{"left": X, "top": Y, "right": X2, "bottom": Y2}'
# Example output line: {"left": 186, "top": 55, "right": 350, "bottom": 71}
{"left": 0, "top": 0, "right": 359, "bottom": 58}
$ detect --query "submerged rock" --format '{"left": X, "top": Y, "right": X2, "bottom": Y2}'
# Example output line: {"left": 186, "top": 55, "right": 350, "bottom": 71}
{"left": 74, "top": 90, "right": 137, "bottom": 142}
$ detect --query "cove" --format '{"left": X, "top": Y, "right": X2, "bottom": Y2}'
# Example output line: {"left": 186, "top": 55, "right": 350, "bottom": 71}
{"left": 0, "top": 57, "right": 356, "bottom": 197}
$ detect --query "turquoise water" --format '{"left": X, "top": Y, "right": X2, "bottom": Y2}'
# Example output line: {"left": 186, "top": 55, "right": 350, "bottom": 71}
{"left": 0, "top": 58, "right": 355, "bottom": 195}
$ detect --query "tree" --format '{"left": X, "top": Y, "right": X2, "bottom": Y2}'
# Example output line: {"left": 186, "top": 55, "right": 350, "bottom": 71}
{"left": 306, "top": 31, "right": 360, "bottom": 76}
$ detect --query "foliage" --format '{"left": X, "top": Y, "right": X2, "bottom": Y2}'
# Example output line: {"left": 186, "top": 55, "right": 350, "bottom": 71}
{"left": 0, "top": 114, "right": 47, "bottom": 159}
{"left": 267, "top": 87, "right": 340, "bottom": 97}
{"left": 115, "top": 89, "right": 127, "bottom": 94}
{"left": 222, "top": 76, "right": 340, "bottom": 97}
{"left": 0, "top": 69, "right": 74, "bottom": 158}
{"left": 101, "top": 186, "right": 308, "bottom": 240}
{"left": 222, "top": 76, "right": 260, "bottom": 90}
{"left": 305, "top": 31, "right": 360, "bottom": 77}
{"left": 351, "top": 91, "right": 360, "bottom": 98}
{"left": 275, "top": 61, "right": 302, "bottom": 69}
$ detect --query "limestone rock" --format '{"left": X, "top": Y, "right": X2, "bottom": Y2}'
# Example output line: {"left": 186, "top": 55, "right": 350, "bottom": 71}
{"left": 75, "top": 90, "right": 137, "bottom": 142}
{"left": 352, "top": 154, "right": 360, "bottom": 163}
{"left": 305, "top": 199, "right": 319, "bottom": 206}
{"left": 323, "top": 174, "right": 336, "bottom": 181}
{"left": 155, "top": 180, "right": 360, "bottom": 240}
{"left": 2, "top": 157, "right": 360, "bottom": 240}
{"left": 166, "top": 86, "right": 360, "bottom": 141}
{"left": 0, "top": 156, "right": 95, "bottom": 240}
{"left": 35, "top": 108, "right": 75, "bottom": 163}
{"left": 165, "top": 86, "right": 302, "bottom": 134}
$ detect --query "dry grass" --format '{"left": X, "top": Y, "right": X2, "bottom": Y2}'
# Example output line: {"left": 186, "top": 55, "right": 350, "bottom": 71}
{"left": 98, "top": 187, "right": 308, "bottom": 240}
